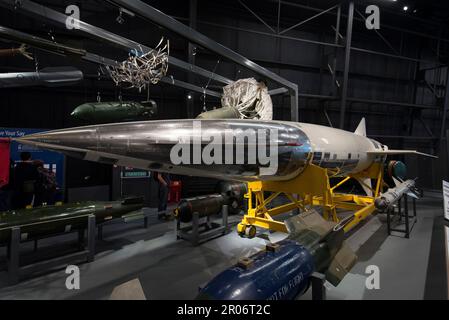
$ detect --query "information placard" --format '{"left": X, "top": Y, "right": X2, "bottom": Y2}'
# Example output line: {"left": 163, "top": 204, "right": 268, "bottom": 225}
{"left": 444, "top": 226, "right": 449, "bottom": 297}
{"left": 121, "top": 167, "right": 151, "bottom": 179}
{"left": 0, "top": 128, "right": 65, "bottom": 189}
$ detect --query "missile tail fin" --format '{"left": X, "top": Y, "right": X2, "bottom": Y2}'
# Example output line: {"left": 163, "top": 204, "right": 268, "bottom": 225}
{"left": 354, "top": 118, "right": 366, "bottom": 136}
{"left": 285, "top": 209, "right": 335, "bottom": 237}
{"left": 325, "top": 243, "right": 357, "bottom": 286}
{"left": 285, "top": 209, "right": 357, "bottom": 287}
{"left": 407, "top": 192, "right": 419, "bottom": 199}
{"left": 392, "top": 176, "right": 402, "bottom": 187}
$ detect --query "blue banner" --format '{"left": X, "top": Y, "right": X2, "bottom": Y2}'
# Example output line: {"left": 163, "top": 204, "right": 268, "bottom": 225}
{"left": 0, "top": 128, "right": 65, "bottom": 189}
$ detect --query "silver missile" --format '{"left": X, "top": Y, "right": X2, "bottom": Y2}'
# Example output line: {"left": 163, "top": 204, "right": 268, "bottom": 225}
{"left": 15, "top": 118, "right": 435, "bottom": 183}
{"left": 15, "top": 119, "right": 312, "bottom": 182}
{"left": 374, "top": 179, "right": 418, "bottom": 211}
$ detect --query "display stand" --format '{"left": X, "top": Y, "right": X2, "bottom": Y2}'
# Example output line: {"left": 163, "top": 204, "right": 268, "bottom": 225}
{"left": 6, "top": 215, "right": 96, "bottom": 285}
{"left": 387, "top": 194, "right": 417, "bottom": 238}
{"left": 310, "top": 272, "right": 326, "bottom": 300}
{"left": 292, "top": 272, "right": 326, "bottom": 300}
{"left": 97, "top": 208, "right": 155, "bottom": 240}
{"left": 176, "top": 205, "right": 229, "bottom": 246}
{"left": 142, "top": 208, "right": 158, "bottom": 229}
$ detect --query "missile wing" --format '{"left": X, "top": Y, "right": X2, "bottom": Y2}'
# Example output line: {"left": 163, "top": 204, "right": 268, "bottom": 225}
{"left": 367, "top": 150, "right": 437, "bottom": 158}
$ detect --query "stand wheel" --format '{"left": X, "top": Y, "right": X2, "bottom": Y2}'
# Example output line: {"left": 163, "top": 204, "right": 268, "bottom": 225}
{"left": 237, "top": 223, "right": 246, "bottom": 237}
{"left": 245, "top": 225, "right": 257, "bottom": 239}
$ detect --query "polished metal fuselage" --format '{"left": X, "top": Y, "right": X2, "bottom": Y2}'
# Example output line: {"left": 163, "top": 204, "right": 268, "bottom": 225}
{"left": 15, "top": 119, "right": 385, "bottom": 182}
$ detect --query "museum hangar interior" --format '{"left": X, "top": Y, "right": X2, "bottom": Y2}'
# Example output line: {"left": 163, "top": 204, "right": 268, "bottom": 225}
{"left": 0, "top": 0, "right": 448, "bottom": 300}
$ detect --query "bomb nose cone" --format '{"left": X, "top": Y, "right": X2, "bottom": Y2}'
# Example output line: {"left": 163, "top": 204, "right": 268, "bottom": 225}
{"left": 70, "top": 103, "right": 93, "bottom": 120}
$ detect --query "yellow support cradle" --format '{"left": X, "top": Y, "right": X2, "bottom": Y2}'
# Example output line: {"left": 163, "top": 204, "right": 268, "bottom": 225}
{"left": 237, "top": 163, "right": 384, "bottom": 237}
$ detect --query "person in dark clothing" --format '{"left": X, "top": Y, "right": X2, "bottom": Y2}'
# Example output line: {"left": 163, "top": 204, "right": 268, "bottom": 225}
{"left": 33, "top": 160, "right": 57, "bottom": 207}
{"left": 0, "top": 184, "right": 7, "bottom": 212}
{"left": 12, "top": 152, "right": 39, "bottom": 209}
{"left": 154, "top": 171, "right": 170, "bottom": 219}
{"left": 0, "top": 158, "right": 14, "bottom": 211}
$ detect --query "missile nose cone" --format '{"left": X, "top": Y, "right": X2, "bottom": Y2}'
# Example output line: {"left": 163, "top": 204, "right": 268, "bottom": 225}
{"left": 15, "top": 127, "right": 98, "bottom": 159}
{"left": 374, "top": 197, "right": 388, "bottom": 211}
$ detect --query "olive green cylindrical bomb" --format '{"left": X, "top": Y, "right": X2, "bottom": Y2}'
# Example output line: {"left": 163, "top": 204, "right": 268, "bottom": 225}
{"left": 0, "top": 198, "right": 143, "bottom": 244}
{"left": 174, "top": 194, "right": 225, "bottom": 223}
{"left": 71, "top": 100, "right": 157, "bottom": 123}
{"left": 196, "top": 107, "right": 240, "bottom": 119}
{"left": 217, "top": 182, "right": 247, "bottom": 214}
{"left": 174, "top": 183, "right": 247, "bottom": 222}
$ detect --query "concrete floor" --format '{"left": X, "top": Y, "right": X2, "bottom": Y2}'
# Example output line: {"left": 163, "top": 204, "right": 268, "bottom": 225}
{"left": 325, "top": 198, "right": 438, "bottom": 300}
{"left": 0, "top": 195, "right": 446, "bottom": 300}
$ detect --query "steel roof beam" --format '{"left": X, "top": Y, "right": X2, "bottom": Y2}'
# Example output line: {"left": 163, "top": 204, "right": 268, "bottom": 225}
{"left": 105, "top": 0, "right": 297, "bottom": 92}
{"left": 0, "top": 24, "right": 222, "bottom": 98}
{"left": 0, "top": 0, "right": 233, "bottom": 86}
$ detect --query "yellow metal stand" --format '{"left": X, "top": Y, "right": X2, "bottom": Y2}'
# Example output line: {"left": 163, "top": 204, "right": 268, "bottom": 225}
{"left": 237, "top": 163, "right": 384, "bottom": 237}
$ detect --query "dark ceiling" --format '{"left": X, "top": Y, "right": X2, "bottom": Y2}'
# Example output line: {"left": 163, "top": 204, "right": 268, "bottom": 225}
{"left": 2, "top": 0, "right": 449, "bottom": 46}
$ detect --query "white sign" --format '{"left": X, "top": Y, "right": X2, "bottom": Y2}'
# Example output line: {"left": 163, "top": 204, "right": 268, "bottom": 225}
{"left": 442, "top": 180, "right": 449, "bottom": 221}
{"left": 445, "top": 226, "right": 449, "bottom": 297}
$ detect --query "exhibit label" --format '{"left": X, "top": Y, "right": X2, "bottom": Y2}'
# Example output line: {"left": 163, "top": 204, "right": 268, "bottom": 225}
{"left": 446, "top": 226, "right": 449, "bottom": 298}
{"left": 121, "top": 167, "right": 151, "bottom": 179}
{"left": 0, "top": 128, "right": 66, "bottom": 191}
